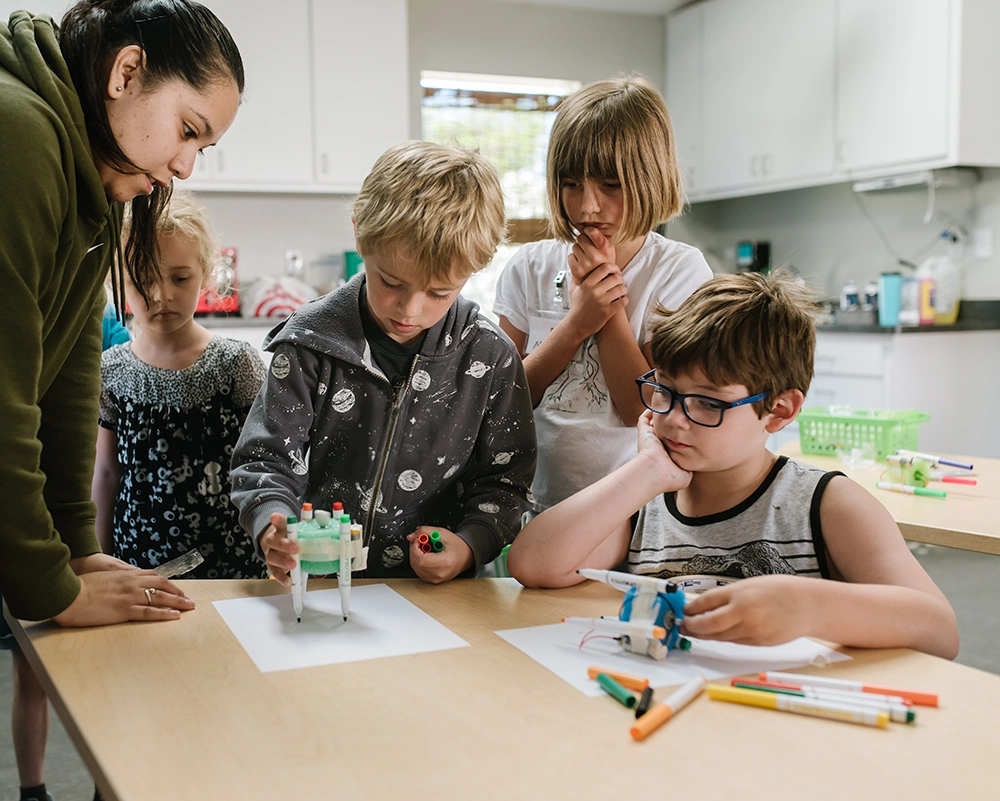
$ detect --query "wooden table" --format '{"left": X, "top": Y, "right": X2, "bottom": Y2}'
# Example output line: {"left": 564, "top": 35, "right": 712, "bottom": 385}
{"left": 9, "top": 579, "right": 1000, "bottom": 800}
{"left": 780, "top": 442, "right": 1000, "bottom": 556}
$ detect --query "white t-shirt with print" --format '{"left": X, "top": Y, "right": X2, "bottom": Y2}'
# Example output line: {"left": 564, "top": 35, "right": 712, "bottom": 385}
{"left": 494, "top": 232, "right": 713, "bottom": 510}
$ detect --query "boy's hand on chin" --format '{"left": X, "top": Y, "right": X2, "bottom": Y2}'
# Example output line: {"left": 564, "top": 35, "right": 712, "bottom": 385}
{"left": 680, "top": 575, "right": 812, "bottom": 646}
{"left": 636, "top": 409, "right": 691, "bottom": 493}
{"left": 407, "top": 526, "right": 474, "bottom": 584}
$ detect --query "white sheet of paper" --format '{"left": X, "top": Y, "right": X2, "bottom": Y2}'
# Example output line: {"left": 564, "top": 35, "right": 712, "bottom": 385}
{"left": 495, "top": 621, "right": 849, "bottom": 696}
{"left": 214, "top": 584, "right": 469, "bottom": 673}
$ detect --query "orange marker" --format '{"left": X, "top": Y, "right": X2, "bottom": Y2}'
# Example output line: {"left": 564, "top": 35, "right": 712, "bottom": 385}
{"left": 760, "top": 672, "right": 938, "bottom": 707}
{"left": 631, "top": 676, "right": 706, "bottom": 741}
{"left": 586, "top": 666, "right": 650, "bottom": 692}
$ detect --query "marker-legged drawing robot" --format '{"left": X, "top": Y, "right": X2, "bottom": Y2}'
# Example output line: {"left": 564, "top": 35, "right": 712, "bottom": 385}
{"left": 288, "top": 503, "right": 369, "bottom": 623}
{"left": 574, "top": 569, "right": 686, "bottom": 660}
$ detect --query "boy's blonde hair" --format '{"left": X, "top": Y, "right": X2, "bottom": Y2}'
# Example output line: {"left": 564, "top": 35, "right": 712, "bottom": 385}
{"left": 353, "top": 141, "right": 506, "bottom": 284}
{"left": 649, "top": 271, "right": 818, "bottom": 415}
{"left": 546, "top": 75, "right": 684, "bottom": 243}
{"left": 122, "top": 190, "right": 219, "bottom": 289}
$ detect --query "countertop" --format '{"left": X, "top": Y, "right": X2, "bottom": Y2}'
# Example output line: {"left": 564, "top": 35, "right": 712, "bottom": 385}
{"left": 816, "top": 299, "right": 1000, "bottom": 334}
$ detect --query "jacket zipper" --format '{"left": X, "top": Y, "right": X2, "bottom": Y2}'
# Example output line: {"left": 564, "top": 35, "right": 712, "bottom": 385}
{"left": 364, "top": 357, "right": 420, "bottom": 541}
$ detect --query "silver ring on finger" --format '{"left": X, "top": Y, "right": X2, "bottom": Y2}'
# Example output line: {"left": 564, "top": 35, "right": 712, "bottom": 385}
{"left": 144, "top": 587, "right": 156, "bottom": 606}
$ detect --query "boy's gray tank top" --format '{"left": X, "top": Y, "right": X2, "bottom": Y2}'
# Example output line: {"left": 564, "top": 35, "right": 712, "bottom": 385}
{"left": 628, "top": 456, "right": 841, "bottom": 581}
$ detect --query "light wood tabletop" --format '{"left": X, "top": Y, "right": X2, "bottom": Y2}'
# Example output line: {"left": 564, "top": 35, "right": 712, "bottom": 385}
{"left": 9, "top": 578, "right": 1000, "bottom": 800}
{"left": 780, "top": 442, "right": 1000, "bottom": 556}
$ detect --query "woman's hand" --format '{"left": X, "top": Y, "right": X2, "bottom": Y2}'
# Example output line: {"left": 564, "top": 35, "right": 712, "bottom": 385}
{"left": 51, "top": 570, "right": 194, "bottom": 627}
{"left": 69, "top": 553, "right": 137, "bottom": 574}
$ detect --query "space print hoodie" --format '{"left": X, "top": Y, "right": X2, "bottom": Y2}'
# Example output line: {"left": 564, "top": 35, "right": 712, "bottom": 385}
{"left": 231, "top": 275, "right": 537, "bottom": 577}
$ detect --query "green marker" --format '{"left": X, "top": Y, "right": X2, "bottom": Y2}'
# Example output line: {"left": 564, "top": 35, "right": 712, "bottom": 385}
{"left": 596, "top": 673, "right": 636, "bottom": 708}
{"left": 430, "top": 530, "right": 444, "bottom": 552}
{"left": 875, "top": 481, "right": 946, "bottom": 498}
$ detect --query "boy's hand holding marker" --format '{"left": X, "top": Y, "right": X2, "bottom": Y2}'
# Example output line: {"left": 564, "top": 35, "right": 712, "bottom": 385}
{"left": 407, "top": 526, "right": 473, "bottom": 585}
{"left": 680, "top": 574, "right": 811, "bottom": 647}
{"left": 260, "top": 512, "right": 300, "bottom": 587}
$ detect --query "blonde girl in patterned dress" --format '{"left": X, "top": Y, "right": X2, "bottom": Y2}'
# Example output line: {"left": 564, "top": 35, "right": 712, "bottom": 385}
{"left": 92, "top": 192, "right": 267, "bottom": 578}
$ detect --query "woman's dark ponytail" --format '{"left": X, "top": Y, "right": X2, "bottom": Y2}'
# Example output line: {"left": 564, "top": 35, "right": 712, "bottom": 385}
{"left": 58, "top": 0, "right": 244, "bottom": 305}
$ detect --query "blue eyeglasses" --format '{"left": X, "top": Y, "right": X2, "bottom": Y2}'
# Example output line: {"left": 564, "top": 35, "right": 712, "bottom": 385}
{"left": 635, "top": 370, "right": 768, "bottom": 428}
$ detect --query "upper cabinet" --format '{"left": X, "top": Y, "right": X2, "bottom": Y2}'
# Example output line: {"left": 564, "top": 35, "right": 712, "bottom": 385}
{"left": 668, "top": 0, "right": 1000, "bottom": 202}
{"left": 699, "top": 0, "right": 835, "bottom": 194}
{"left": 183, "top": 0, "right": 409, "bottom": 194}
{"left": 187, "top": 0, "right": 314, "bottom": 190}
{"left": 836, "top": 0, "right": 950, "bottom": 173}
{"left": 312, "top": 0, "right": 409, "bottom": 192}
{"left": 666, "top": 3, "right": 702, "bottom": 196}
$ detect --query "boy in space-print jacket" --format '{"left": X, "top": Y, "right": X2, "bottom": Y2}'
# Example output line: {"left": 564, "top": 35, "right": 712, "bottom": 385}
{"left": 231, "top": 142, "right": 536, "bottom": 581}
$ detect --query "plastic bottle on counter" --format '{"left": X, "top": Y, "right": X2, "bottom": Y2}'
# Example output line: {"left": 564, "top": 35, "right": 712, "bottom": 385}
{"left": 861, "top": 280, "right": 879, "bottom": 312}
{"left": 839, "top": 279, "right": 859, "bottom": 311}
{"left": 917, "top": 231, "right": 963, "bottom": 325}
{"left": 915, "top": 259, "right": 936, "bottom": 325}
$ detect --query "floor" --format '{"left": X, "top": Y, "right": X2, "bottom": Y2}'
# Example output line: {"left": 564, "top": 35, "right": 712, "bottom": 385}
{"left": 2, "top": 546, "right": 999, "bottom": 800}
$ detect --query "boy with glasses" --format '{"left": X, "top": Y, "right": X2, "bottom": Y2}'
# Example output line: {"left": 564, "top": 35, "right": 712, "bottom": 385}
{"left": 507, "top": 272, "right": 958, "bottom": 659}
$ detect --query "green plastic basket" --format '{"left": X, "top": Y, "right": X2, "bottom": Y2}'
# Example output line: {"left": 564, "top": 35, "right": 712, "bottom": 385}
{"left": 798, "top": 407, "right": 930, "bottom": 461}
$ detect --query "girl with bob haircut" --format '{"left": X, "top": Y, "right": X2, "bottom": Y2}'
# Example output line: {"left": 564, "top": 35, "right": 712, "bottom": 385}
{"left": 495, "top": 74, "right": 713, "bottom": 512}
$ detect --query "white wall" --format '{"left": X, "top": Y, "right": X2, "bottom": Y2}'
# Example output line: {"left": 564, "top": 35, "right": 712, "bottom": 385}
{"left": 192, "top": 0, "right": 666, "bottom": 290}
{"left": 669, "top": 169, "right": 1000, "bottom": 301}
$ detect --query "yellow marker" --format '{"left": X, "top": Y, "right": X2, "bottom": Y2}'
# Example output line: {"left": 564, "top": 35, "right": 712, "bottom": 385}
{"left": 630, "top": 676, "right": 706, "bottom": 741}
{"left": 706, "top": 684, "right": 889, "bottom": 728}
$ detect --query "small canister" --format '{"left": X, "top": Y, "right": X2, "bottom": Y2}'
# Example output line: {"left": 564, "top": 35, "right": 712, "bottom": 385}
{"left": 878, "top": 272, "right": 902, "bottom": 326}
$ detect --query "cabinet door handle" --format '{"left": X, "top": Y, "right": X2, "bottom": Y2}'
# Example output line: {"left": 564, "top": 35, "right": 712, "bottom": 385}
{"left": 836, "top": 139, "right": 846, "bottom": 164}
{"left": 751, "top": 155, "right": 759, "bottom": 178}
{"left": 216, "top": 150, "right": 225, "bottom": 173}
{"left": 320, "top": 153, "right": 329, "bottom": 175}
{"left": 762, "top": 153, "right": 771, "bottom": 175}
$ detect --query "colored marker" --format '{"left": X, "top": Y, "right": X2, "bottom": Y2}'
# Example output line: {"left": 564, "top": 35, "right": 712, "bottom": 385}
{"left": 759, "top": 672, "right": 938, "bottom": 707}
{"left": 876, "top": 481, "right": 947, "bottom": 498}
{"left": 733, "top": 678, "right": 911, "bottom": 707}
{"left": 339, "top": 514, "right": 352, "bottom": 622}
{"left": 596, "top": 673, "right": 636, "bottom": 708}
{"left": 896, "top": 450, "right": 973, "bottom": 470}
{"left": 937, "top": 475, "right": 977, "bottom": 486}
{"left": 634, "top": 687, "right": 654, "bottom": 718}
{"left": 301, "top": 502, "right": 313, "bottom": 521}
{"left": 430, "top": 530, "right": 444, "bottom": 552}
{"left": 707, "top": 684, "right": 889, "bottom": 728}
{"left": 417, "top": 532, "right": 432, "bottom": 553}
{"left": 563, "top": 617, "right": 667, "bottom": 640}
{"left": 630, "top": 676, "right": 706, "bottom": 741}
{"left": 577, "top": 568, "right": 679, "bottom": 595}
{"left": 586, "top": 667, "right": 650, "bottom": 692}
{"left": 732, "top": 681, "right": 915, "bottom": 723}
{"left": 287, "top": 515, "right": 303, "bottom": 623}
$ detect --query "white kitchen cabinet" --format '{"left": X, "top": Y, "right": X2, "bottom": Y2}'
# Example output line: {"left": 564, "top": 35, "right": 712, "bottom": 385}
{"left": 697, "top": 0, "right": 835, "bottom": 194}
{"left": 665, "top": 3, "right": 702, "bottom": 195}
{"left": 836, "top": 0, "right": 950, "bottom": 174}
{"left": 184, "top": 0, "right": 314, "bottom": 191}
{"left": 808, "top": 330, "right": 1000, "bottom": 458}
{"left": 311, "top": 0, "right": 409, "bottom": 193}
{"left": 669, "top": 0, "right": 1000, "bottom": 202}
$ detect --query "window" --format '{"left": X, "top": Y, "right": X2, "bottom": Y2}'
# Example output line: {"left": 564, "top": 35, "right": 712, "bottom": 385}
{"left": 421, "top": 71, "right": 580, "bottom": 319}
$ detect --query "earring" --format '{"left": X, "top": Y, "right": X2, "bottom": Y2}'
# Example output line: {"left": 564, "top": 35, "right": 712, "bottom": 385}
{"left": 115, "top": 86, "right": 122, "bottom": 92}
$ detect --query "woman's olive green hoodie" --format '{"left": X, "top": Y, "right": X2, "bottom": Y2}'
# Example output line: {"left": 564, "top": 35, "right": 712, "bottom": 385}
{"left": 1, "top": 11, "right": 123, "bottom": 620}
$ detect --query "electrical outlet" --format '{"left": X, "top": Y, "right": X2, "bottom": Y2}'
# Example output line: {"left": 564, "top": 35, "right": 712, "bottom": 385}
{"left": 973, "top": 227, "right": 994, "bottom": 261}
